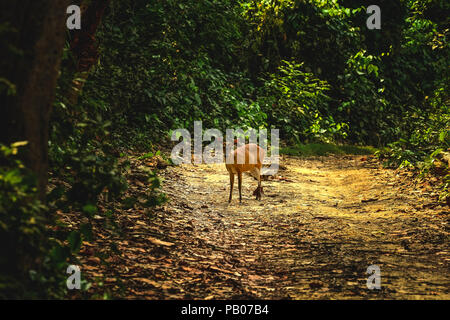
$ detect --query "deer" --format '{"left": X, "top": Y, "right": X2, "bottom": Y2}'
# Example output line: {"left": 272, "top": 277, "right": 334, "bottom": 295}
{"left": 223, "top": 139, "right": 265, "bottom": 203}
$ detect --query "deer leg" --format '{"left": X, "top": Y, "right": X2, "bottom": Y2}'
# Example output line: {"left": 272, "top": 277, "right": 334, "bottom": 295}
{"left": 229, "top": 172, "right": 234, "bottom": 203}
{"left": 251, "top": 167, "right": 262, "bottom": 200}
{"left": 238, "top": 171, "right": 243, "bottom": 203}
{"left": 256, "top": 168, "right": 262, "bottom": 200}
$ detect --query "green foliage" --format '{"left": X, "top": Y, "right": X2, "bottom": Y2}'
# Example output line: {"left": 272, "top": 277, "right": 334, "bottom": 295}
{"left": 241, "top": 0, "right": 363, "bottom": 79}
{"left": 0, "top": 143, "right": 68, "bottom": 299}
{"left": 337, "top": 50, "right": 389, "bottom": 144}
{"left": 50, "top": 97, "right": 129, "bottom": 209}
{"left": 377, "top": 82, "right": 450, "bottom": 169}
{"left": 4, "top": 0, "right": 449, "bottom": 298}
{"left": 258, "top": 60, "right": 347, "bottom": 143}
{"left": 281, "top": 143, "right": 376, "bottom": 157}
{"left": 137, "top": 167, "right": 168, "bottom": 209}
{"left": 84, "top": 0, "right": 251, "bottom": 137}
{"left": 81, "top": 0, "right": 448, "bottom": 187}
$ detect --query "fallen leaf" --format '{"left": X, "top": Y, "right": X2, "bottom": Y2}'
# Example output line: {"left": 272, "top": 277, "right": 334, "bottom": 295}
{"left": 135, "top": 278, "right": 161, "bottom": 287}
{"left": 148, "top": 236, "right": 174, "bottom": 247}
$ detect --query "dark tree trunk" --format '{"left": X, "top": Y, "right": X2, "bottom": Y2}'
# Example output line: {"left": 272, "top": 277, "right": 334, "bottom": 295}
{"left": 66, "top": 0, "right": 110, "bottom": 106}
{"left": 0, "top": 0, "right": 70, "bottom": 200}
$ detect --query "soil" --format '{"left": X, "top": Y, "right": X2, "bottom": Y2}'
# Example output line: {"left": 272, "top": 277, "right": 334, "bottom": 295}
{"left": 79, "top": 154, "right": 449, "bottom": 299}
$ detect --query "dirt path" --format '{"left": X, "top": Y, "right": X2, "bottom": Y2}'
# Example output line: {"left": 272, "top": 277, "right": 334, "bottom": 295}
{"left": 82, "top": 155, "right": 449, "bottom": 299}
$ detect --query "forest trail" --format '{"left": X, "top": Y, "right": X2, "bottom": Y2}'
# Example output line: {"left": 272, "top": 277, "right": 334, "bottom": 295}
{"left": 85, "top": 155, "right": 449, "bottom": 299}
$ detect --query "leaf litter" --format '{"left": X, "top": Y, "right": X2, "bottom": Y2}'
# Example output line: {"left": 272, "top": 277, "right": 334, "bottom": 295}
{"left": 75, "top": 154, "right": 449, "bottom": 299}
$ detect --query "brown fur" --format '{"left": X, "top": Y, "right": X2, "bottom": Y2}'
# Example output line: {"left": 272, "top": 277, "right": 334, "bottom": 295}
{"left": 225, "top": 143, "right": 265, "bottom": 203}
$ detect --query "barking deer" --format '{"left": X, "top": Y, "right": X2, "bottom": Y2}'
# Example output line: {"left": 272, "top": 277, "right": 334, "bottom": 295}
{"left": 224, "top": 141, "right": 265, "bottom": 203}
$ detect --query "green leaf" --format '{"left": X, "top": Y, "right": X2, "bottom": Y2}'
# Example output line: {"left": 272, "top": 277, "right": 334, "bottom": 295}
{"left": 80, "top": 223, "right": 93, "bottom": 242}
{"left": 68, "top": 231, "right": 82, "bottom": 253}
{"left": 50, "top": 243, "right": 70, "bottom": 263}
{"left": 11, "top": 141, "right": 28, "bottom": 148}
{"left": 138, "top": 152, "right": 153, "bottom": 160}
{"left": 82, "top": 204, "right": 97, "bottom": 216}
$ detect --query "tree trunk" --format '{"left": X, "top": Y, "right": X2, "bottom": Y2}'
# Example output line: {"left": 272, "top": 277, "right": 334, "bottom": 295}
{"left": 66, "top": 0, "right": 110, "bottom": 106}
{"left": 0, "top": 0, "right": 70, "bottom": 200}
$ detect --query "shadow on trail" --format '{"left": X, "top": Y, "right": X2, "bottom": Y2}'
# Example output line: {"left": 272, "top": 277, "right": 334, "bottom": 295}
{"left": 81, "top": 155, "right": 449, "bottom": 299}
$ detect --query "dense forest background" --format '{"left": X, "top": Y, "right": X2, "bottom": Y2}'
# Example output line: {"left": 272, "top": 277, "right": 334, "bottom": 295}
{"left": 0, "top": 0, "right": 448, "bottom": 298}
